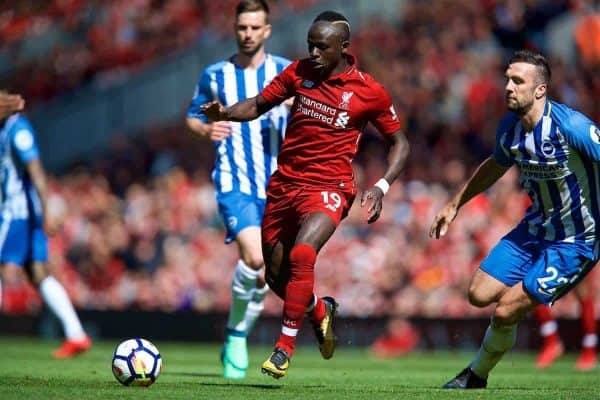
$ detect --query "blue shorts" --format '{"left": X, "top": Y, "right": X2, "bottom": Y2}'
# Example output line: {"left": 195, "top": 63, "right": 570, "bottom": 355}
{"left": 0, "top": 218, "right": 48, "bottom": 265}
{"left": 480, "top": 224, "right": 596, "bottom": 305}
{"left": 216, "top": 191, "right": 265, "bottom": 244}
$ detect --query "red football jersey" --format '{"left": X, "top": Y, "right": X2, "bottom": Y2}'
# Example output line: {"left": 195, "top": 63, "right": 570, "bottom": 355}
{"left": 261, "top": 55, "right": 401, "bottom": 187}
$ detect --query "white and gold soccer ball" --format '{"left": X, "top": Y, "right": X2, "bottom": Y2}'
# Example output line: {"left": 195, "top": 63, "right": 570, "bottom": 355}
{"left": 111, "top": 338, "right": 162, "bottom": 386}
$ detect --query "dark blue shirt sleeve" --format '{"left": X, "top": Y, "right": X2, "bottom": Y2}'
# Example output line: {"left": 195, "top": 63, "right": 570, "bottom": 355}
{"left": 187, "top": 69, "right": 213, "bottom": 123}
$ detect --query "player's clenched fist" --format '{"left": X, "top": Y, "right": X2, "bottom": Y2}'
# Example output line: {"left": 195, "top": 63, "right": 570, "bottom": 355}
{"left": 429, "top": 203, "right": 458, "bottom": 239}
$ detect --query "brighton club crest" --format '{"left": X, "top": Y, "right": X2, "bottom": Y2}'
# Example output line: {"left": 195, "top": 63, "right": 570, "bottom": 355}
{"left": 339, "top": 91, "right": 354, "bottom": 110}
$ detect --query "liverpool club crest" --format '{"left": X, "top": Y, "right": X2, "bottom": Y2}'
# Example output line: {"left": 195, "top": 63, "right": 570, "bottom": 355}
{"left": 339, "top": 91, "right": 354, "bottom": 110}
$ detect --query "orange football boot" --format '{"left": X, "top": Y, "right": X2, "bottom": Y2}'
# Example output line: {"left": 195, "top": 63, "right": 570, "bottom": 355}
{"left": 53, "top": 336, "right": 92, "bottom": 359}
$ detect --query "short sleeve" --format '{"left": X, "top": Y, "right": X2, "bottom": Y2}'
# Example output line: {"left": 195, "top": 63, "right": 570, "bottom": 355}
{"left": 560, "top": 109, "right": 600, "bottom": 162}
{"left": 492, "top": 114, "right": 516, "bottom": 167}
{"left": 261, "top": 61, "right": 297, "bottom": 106}
{"left": 11, "top": 117, "right": 39, "bottom": 163}
{"left": 369, "top": 85, "right": 402, "bottom": 135}
{"left": 187, "top": 69, "right": 214, "bottom": 123}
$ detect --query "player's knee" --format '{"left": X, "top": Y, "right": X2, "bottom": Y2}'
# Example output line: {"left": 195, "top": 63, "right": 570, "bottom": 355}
{"left": 493, "top": 304, "right": 519, "bottom": 326}
{"left": 467, "top": 286, "right": 495, "bottom": 308}
{"left": 242, "top": 254, "right": 264, "bottom": 270}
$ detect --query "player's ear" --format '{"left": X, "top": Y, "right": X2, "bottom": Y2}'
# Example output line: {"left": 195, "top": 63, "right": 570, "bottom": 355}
{"left": 341, "top": 40, "right": 350, "bottom": 54}
{"left": 264, "top": 23, "right": 272, "bottom": 40}
{"left": 535, "top": 83, "right": 547, "bottom": 99}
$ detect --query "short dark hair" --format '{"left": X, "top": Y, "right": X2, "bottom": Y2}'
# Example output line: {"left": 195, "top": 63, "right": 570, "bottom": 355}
{"left": 314, "top": 11, "right": 348, "bottom": 24}
{"left": 313, "top": 11, "right": 350, "bottom": 41}
{"left": 236, "top": 0, "right": 269, "bottom": 17}
{"left": 508, "top": 50, "right": 551, "bottom": 84}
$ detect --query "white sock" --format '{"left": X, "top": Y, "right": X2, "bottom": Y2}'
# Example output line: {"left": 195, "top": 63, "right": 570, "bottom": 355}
{"left": 582, "top": 333, "right": 598, "bottom": 348}
{"left": 470, "top": 323, "right": 517, "bottom": 378}
{"left": 282, "top": 325, "right": 299, "bottom": 337}
{"left": 540, "top": 320, "right": 557, "bottom": 337}
{"left": 227, "top": 260, "right": 260, "bottom": 335}
{"left": 39, "top": 276, "right": 85, "bottom": 340}
{"left": 244, "top": 284, "right": 268, "bottom": 332}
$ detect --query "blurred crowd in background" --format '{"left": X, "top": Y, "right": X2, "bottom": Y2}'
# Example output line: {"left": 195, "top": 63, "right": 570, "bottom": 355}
{"left": 2, "top": 0, "right": 600, "bottom": 320}
{"left": 0, "top": 0, "right": 319, "bottom": 103}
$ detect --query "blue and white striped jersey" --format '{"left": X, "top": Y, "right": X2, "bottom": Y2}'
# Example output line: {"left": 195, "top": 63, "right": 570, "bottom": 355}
{"left": 0, "top": 114, "right": 42, "bottom": 221}
{"left": 493, "top": 101, "right": 600, "bottom": 250}
{"left": 187, "top": 53, "right": 291, "bottom": 199}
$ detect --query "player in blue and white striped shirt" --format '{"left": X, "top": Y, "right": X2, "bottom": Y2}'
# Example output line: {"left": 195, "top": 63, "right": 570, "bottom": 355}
{"left": 430, "top": 50, "right": 600, "bottom": 389}
{"left": 0, "top": 94, "right": 90, "bottom": 358}
{"left": 185, "top": 0, "right": 290, "bottom": 379}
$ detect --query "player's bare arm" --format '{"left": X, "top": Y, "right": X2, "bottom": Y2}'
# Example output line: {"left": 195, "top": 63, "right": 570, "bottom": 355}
{"left": 186, "top": 117, "right": 232, "bottom": 141}
{"left": 360, "top": 130, "right": 410, "bottom": 224}
{"left": 26, "top": 159, "right": 56, "bottom": 236}
{"left": 0, "top": 91, "right": 25, "bottom": 119}
{"left": 202, "top": 94, "right": 273, "bottom": 122}
{"left": 430, "top": 156, "right": 509, "bottom": 239}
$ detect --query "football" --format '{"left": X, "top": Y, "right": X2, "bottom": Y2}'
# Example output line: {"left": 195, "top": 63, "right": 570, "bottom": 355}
{"left": 111, "top": 338, "right": 162, "bottom": 386}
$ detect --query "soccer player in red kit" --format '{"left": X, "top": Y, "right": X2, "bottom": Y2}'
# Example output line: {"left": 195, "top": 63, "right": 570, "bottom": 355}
{"left": 534, "top": 271, "right": 597, "bottom": 370}
{"left": 203, "top": 10, "right": 409, "bottom": 379}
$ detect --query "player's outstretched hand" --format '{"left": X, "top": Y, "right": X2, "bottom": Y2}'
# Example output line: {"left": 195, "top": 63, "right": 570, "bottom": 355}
{"left": 0, "top": 92, "right": 24, "bottom": 119}
{"left": 429, "top": 203, "right": 458, "bottom": 239}
{"left": 208, "top": 121, "right": 232, "bottom": 141}
{"left": 201, "top": 101, "right": 226, "bottom": 122}
{"left": 361, "top": 186, "right": 384, "bottom": 224}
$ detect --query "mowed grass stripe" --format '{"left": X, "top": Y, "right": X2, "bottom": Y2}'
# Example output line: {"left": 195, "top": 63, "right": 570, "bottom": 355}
{"left": 0, "top": 337, "right": 596, "bottom": 400}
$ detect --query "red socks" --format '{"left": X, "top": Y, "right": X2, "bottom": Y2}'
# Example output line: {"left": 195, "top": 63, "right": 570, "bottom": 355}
{"left": 308, "top": 295, "right": 326, "bottom": 323}
{"left": 580, "top": 296, "right": 597, "bottom": 349}
{"left": 535, "top": 299, "right": 597, "bottom": 350}
{"left": 534, "top": 304, "right": 553, "bottom": 325}
{"left": 276, "top": 243, "right": 317, "bottom": 356}
{"left": 535, "top": 305, "right": 560, "bottom": 344}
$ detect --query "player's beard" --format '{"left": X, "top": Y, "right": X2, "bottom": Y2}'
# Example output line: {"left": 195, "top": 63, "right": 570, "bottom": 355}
{"left": 239, "top": 41, "right": 263, "bottom": 58}
{"left": 506, "top": 97, "right": 533, "bottom": 116}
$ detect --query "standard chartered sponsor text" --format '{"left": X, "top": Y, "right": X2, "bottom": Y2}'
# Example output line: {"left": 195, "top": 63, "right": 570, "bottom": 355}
{"left": 296, "top": 95, "right": 337, "bottom": 124}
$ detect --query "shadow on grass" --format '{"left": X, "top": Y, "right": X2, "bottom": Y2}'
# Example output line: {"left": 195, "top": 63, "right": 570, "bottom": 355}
{"left": 425, "top": 387, "right": 596, "bottom": 392}
{"left": 165, "top": 372, "right": 285, "bottom": 389}
{"left": 164, "top": 371, "right": 222, "bottom": 378}
{"left": 490, "top": 387, "right": 595, "bottom": 392}
{"left": 198, "top": 382, "right": 282, "bottom": 390}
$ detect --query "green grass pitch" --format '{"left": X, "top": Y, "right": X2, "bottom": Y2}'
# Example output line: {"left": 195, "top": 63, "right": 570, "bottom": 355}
{"left": 0, "top": 337, "right": 596, "bottom": 399}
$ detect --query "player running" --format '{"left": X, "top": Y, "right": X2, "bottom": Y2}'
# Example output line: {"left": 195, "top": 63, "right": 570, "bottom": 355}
{"left": 203, "top": 10, "right": 409, "bottom": 379}
{"left": 431, "top": 50, "right": 600, "bottom": 389}
{"left": 186, "top": 0, "right": 290, "bottom": 379}
{"left": 0, "top": 91, "right": 91, "bottom": 358}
